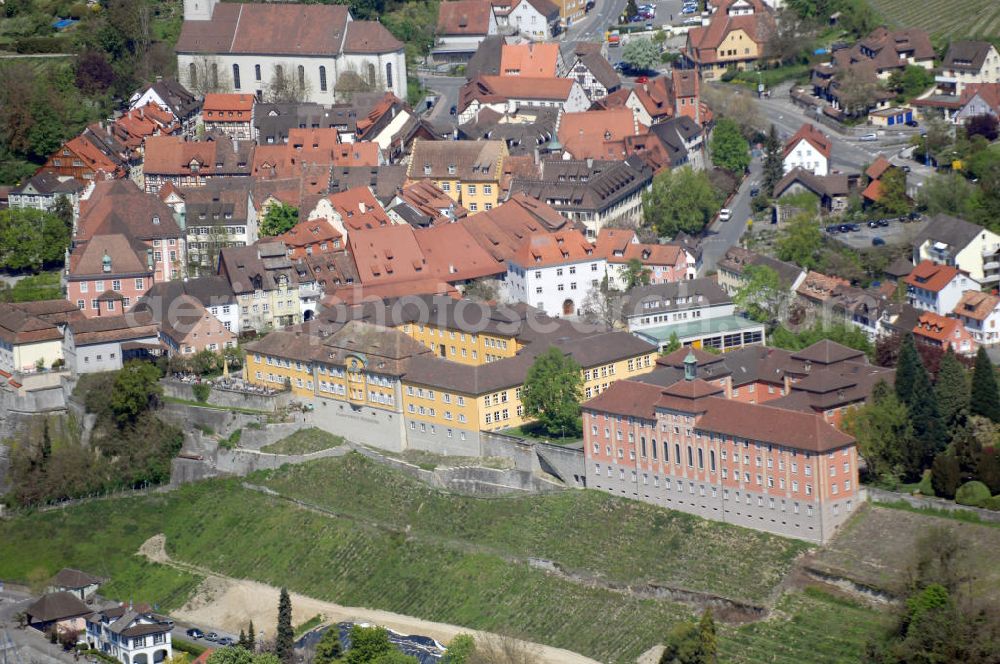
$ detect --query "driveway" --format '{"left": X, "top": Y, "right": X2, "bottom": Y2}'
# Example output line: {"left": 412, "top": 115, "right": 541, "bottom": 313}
{"left": 698, "top": 159, "right": 759, "bottom": 276}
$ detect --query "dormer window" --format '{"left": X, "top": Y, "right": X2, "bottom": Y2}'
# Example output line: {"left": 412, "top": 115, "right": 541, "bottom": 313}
{"left": 447, "top": 164, "right": 456, "bottom": 175}
{"left": 423, "top": 163, "right": 431, "bottom": 175}
{"left": 152, "top": 215, "right": 160, "bottom": 225}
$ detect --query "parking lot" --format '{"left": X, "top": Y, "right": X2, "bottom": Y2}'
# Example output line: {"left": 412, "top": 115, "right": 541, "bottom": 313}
{"left": 825, "top": 215, "right": 927, "bottom": 250}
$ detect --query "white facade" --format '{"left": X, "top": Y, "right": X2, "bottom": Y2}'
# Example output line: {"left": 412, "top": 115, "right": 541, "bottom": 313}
{"left": 206, "top": 301, "right": 241, "bottom": 335}
{"left": 914, "top": 227, "right": 1000, "bottom": 284}
{"left": 907, "top": 273, "right": 979, "bottom": 316}
{"left": 936, "top": 44, "right": 1000, "bottom": 96}
{"left": 459, "top": 81, "right": 590, "bottom": 124}
{"left": 956, "top": 299, "right": 1000, "bottom": 347}
{"left": 509, "top": 0, "right": 556, "bottom": 40}
{"left": 505, "top": 257, "right": 607, "bottom": 317}
{"left": 86, "top": 613, "right": 172, "bottom": 664}
{"left": 63, "top": 331, "right": 160, "bottom": 374}
{"left": 783, "top": 139, "right": 829, "bottom": 176}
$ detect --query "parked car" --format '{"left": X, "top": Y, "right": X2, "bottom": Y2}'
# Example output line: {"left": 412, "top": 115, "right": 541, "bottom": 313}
{"left": 186, "top": 628, "right": 205, "bottom": 639}
{"left": 449, "top": 105, "right": 456, "bottom": 116}
{"left": 585, "top": 0, "right": 595, "bottom": 10}
{"left": 635, "top": 75, "right": 649, "bottom": 84}
{"left": 906, "top": 119, "right": 919, "bottom": 127}
{"left": 205, "top": 633, "right": 219, "bottom": 642}
{"left": 682, "top": 16, "right": 702, "bottom": 24}
{"left": 859, "top": 133, "right": 878, "bottom": 142}
{"left": 908, "top": 211, "right": 922, "bottom": 221}
{"left": 868, "top": 220, "right": 879, "bottom": 228}
{"left": 682, "top": 6, "right": 698, "bottom": 14}
{"left": 217, "top": 638, "right": 235, "bottom": 647}
{"left": 826, "top": 225, "right": 840, "bottom": 234}
{"left": 872, "top": 237, "right": 886, "bottom": 246}
{"left": 878, "top": 218, "right": 889, "bottom": 227}
{"left": 750, "top": 184, "right": 760, "bottom": 197}
{"left": 849, "top": 223, "right": 861, "bottom": 231}
{"left": 718, "top": 208, "right": 732, "bottom": 222}
{"left": 838, "top": 224, "right": 852, "bottom": 233}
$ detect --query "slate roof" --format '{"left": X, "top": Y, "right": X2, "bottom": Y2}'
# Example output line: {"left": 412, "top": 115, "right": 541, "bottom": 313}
{"left": 572, "top": 42, "right": 620, "bottom": 90}
{"left": 622, "top": 279, "right": 730, "bottom": 318}
{"left": 912, "top": 214, "right": 987, "bottom": 252}
{"left": 26, "top": 592, "right": 91, "bottom": 623}
{"left": 53, "top": 568, "right": 102, "bottom": 590}
{"left": 139, "top": 79, "right": 200, "bottom": 120}
{"left": 773, "top": 167, "right": 849, "bottom": 199}
{"left": 942, "top": 40, "right": 996, "bottom": 72}
{"left": 466, "top": 35, "right": 506, "bottom": 79}
{"left": 507, "top": 157, "right": 652, "bottom": 216}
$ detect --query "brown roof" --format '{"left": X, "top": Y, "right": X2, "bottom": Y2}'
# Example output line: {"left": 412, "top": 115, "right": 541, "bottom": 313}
{"left": 954, "top": 290, "right": 1000, "bottom": 321}
{"left": 943, "top": 40, "right": 996, "bottom": 72}
{"left": 68, "top": 313, "right": 160, "bottom": 346}
{"left": 772, "top": 167, "right": 849, "bottom": 199}
{"left": 696, "top": 397, "right": 854, "bottom": 452}
{"left": 68, "top": 234, "right": 151, "bottom": 279}
{"left": 143, "top": 133, "right": 253, "bottom": 179}
{"left": 177, "top": 3, "right": 355, "bottom": 57}
{"left": 460, "top": 76, "right": 576, "bottom": 109}
{"left": 558, "top": 109, "right": 640, "bottom": 160}
{"left": 783, "top": 123, "right": 831, "bottom": 160}
{"left": 582, "top": 379, "right": 663, "bottom": 420}
{"left": 904, "top": 260, "right": 963, "bottom": 293}
{"left": 78, "top": 179, "right": 182, "bottom": 242}
{"left": 408, "top": 139, "right": 505, "bottom": 182}
{"left": 789, "top": 339, "right": 865, "bottom": 365}
{"left": 0, "top": 304, "right": 63, "bottom": 346}
{"left": 437, "top": 0, "right": 495, "bottom": 35}
{"left": 26, "top": 592, "right": 91, "bottom": 623}
{"left": 343, "top": 20, "right": 404, "bottom": 54}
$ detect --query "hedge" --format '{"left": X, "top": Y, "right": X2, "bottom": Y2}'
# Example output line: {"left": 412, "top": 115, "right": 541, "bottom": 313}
{"left": 955, "top": 481, "right": 991, "bottom": 507}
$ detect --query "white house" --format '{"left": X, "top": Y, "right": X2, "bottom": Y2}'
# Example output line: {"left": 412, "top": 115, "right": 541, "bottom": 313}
{"left": 458, "top": 75, "right": 589, "bottom": 123}
{"left": 129, "top": 79, "right": 201, "bottom": 136}
{"left": 904, "top": 260, "right": 980, "bottom": 317}
{"left": 176, "top": 0, "right": 408, "bottom": 104}
{"left": 912, "top": 213, "right": 1000, "bottom": 286}
{"left": 564, "top": 42, "right": 620, "bottom": 101}
{"left": 63, "top": 315, "right": 162, "bottom": 374}
{"left": 9, "top": 173, "right": 87, "bottom": 219}
{"left": 783, "top": 123, "right": 831, "bottom": 176}
{"left": 504, "top": 229, "right": 606, "bottom": 317}
{"left": 954, "top": 290, "right": 1000, "bottom": 347}
{"left": 936, "top": 41, "right": 1000, "bottom": 96}
{"left": 85, "top": 607, "right": 173, "bottom": 664}
{"left": 508, "top": 0, "right": 561, "bottom": 40}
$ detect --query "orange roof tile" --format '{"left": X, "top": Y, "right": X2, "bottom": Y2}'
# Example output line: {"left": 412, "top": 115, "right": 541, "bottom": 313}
{"left": 784, "top": 123, "right": 831, "bottom": 160}
{"left": 954, "top": 290, "right": 1000, "bottom": 321}
{"left": 512, "top": 229, "right": 596, "bottom": 268}
{"left": 904, "top": 260, "right": 962, "bottom": 293}
{"left": 557, "top": 109, "right": 641, "bottom": 160}
{"left": 499, "top": 43, "right": 560, "bottom": 77}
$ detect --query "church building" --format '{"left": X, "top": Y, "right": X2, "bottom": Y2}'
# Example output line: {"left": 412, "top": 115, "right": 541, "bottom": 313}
{"left": 176, "top": 0, "right": 408, "bottom": 104}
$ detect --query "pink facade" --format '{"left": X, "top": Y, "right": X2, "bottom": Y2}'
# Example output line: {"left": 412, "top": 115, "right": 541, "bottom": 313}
{"left": 68, "top": 274, "right": 154, "bottom": 317}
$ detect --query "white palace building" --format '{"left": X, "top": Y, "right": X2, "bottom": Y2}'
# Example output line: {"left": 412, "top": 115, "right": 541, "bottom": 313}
{"left": 176, "top": 0, "right": 408, "bottom": 104}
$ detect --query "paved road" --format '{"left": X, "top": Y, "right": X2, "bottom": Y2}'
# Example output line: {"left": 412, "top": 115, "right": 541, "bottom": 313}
{"left": 0, "top": 589, "right": 78, "bottom": 664}
{"left": 418, "top": 74, "right": 464, "bottom": 128}
{"left": 698, "top": 159, "right": 759, "bottom": 276}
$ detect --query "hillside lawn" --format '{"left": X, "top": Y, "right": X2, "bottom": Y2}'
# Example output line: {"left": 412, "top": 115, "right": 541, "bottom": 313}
{"left": 868, "top": 0, "right": 1000, "bottom": 40}
{"left": 809, "top": 503, "right": 1000, "bottom": 603}
{"left": 259, "top": 428, "right": 345, "bottom": 455}
{"left": 0, "top": 454, "right": 895, "bottom": 662}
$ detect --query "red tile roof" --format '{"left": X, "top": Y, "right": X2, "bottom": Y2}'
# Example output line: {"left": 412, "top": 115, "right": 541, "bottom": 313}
{"left": 500, "top": 43, "right": 560, "bottom": 77}
{"left": 323, "top": 187, "right": 394, "bottom": 231}
{"left": 437, "top": 0, "right": 495, "bottom": 35}
{"left": 274, "top": 218, "right": 342, "bottom": 251}
{"left": 904, "top": 260, "right": 962, "bottom": 293}
{"left": 696, "top": 396, "right": 854, "bottom": 452}
{"left": 913, "top": 311, "right": 964, "bottom": 343}
{"left": 865, "top": 155, "right": 893, "bottom": 180}
{"left": 331, "top": 141, "right": 382, "bottom": 168}
{"left": 203, "top": 93, "right": 254, "bottom": 116}
{"left": 783, "top": 123, "right": 831, "bottom": 160}
{"left": 343, "top": 20, "right": 404, "bottom": 54}
{"left": 511, "top": 229, "right": 596, "bottom": 268}
{"left": 557, "top": 109, "right": 641, "bottom": 160}
{"left": 954, "top": 290, "right": 1000, "bottom": 321}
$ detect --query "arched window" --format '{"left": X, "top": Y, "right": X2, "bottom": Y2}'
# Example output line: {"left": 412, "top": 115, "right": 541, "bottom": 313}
{"left": 385, "top": 62, "right": 393, "bottom": 89}
{"left": 189, "top": 62, "right": 197, "bottom": 87}
{"left": 275, "top": 64, "right": 283, "bottom": 82}
{"left": 232, "top": 64, "right": 241, "bottom": 89}
{"left": 319, "top": 66, "right": 327, "bottom": 92}
{"left": 255, "top": 64, "right": 261, "bottom": 81}
{"left": 366, "top": 63, "right": 376, "bottom": 86}
{"left": 298, "top": 65, "right": 305, "bottom": 89}
{"left": 211, "top": 62, "right": 218, "bottom": 88}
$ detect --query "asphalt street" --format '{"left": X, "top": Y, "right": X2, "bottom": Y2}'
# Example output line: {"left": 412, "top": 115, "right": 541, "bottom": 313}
{"left": 698, "top": 159, "right": 759, "bottom": 276}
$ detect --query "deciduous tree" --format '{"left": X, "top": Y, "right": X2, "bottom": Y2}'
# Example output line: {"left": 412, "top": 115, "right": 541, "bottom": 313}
{"left": 876, "top": 167, "right": 910, "bottom": 216}
{"left": 441, "top": 634, "right": 475, "bottom": 664}
{"left": 835, "top": 66, "right": 880, "bottom": 117}
{"left": 843, "top": 380, "right": 909, "bottom": 483}
{"left": 314, "top": 626, "right": 343, "bottom": 664}
{"left": 966, "top": 114, "right": 999, "bottom": 142}
{"left": 710, "top": 117, "right": 751, "bottom": 173}
{"left": 261, "top": 203, "right": 299, "bottom": 237}
{"left": 776, "top": 212, "right": 823, "bottom": 269}
{"left": 622, "top": 258, "right": 652, "bottom": 290}
{"left": 917, "top": 173, "right": 975, "bottom": 218}
{"left": 110, "top": 361, "right": 163, "bottom": 427}
{"left": 642, "top": 167, "right": 722, "bottom": 237}
{"left": 734, "top": 264, "right": 786, "bottom": 324}
{"left": 345, "top": 626, "right": 392, "bottom": 664}
{"left": 622, "top": 38, "right": 659, "bottom": 72}
{"left": 521, "top": 347, "right": 583, "bottom": 438}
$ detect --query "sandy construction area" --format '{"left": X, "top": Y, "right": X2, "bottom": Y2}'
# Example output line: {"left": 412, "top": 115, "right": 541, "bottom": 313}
{"left": 139, "top": 535, "right": 598, "bottom": 664}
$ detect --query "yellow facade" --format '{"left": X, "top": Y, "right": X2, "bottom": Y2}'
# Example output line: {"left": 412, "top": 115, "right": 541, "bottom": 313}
{"left": 246, "top": 351, "right": 315, "bottom": 397}
{"left": 431, "top": 178, "right": 502, "bottom": 215}
{"left": 402, "top": 384, "right": 480, "bottom": 430}
{"left": 582, "top": 353, "right": 656, "bottom": 400}
{"left": 401, "top": 323, "right": 520, "bottom": 366}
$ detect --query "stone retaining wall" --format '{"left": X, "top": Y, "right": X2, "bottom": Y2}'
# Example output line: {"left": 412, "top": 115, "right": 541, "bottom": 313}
{"left": 161, "top": 379, "right": 291, "bottom": 412}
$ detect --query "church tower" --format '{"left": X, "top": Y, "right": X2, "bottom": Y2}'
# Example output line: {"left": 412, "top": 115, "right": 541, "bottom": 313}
{"left": 183, "top": 0, "right": 218, "bottom": 21}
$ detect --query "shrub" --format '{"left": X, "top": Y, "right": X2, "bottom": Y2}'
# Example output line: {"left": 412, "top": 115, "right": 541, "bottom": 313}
{"left": 980, "top": 495, "right": 1000, "bottom": 511}
{"left": 192, "top": 383, "right": 211, "bottom": 403}
{"left": 172, "top": 639, "right": 206, "bottom": 656}
{"left": 955, "top": 480, "right": 991, "bottom": 507}
{"left": 15, "top": 36, "right": 66, "bottom": 53}
{"left": 931, "top": 455, "right": 961, "bottom": 499}
{"left": 219, "top": 429, "right": 242, "bottom": 450}
{"left": 720, "top": 67, "right": 738, "bottom": 82}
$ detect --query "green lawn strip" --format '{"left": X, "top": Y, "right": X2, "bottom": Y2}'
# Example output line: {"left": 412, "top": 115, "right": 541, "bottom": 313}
{"left": 260, "top": 428, "right": 344, "bottom": 455}
{"left": 293, "top": 614, "right": 323, "bottom": 638}
{"left": 718, "top": 587, "right": 894, "bottom": 663}
{"left": 872, "top": 498, "right": 999, "bottom": 528}
{"left": 254, "top": 454, "right": 810, "bottom": 604}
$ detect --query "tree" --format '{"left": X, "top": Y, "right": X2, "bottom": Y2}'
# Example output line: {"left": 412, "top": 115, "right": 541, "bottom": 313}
{"left": 581, "top": 275, "right": 625, "bottom": 329}
{"left": 463, "top": 279, "right": 499, "bottom": 303}
{"left": 888, "top": 65, "right": 934, "bottom": 101}
{"left": 835, "top": 66, "right": 880, "bottom": 117}
{"left": 894, "top": 334, "right": 921, "bottom": 406}
{"left": 521, "top": 346, "right": 583, "bottom": 438}
{"left": 622, "top": 258, "right": 652, "bottom": 290}
{"left": 442, "top": 634, "right": 475, "bottom": 664}
{"left": 664, "top": 332, "right": 682, "bottom": 353}
{"left": 247, "top": 621, "right": 256, "bottom": 652}
{"left": 969, "top": 346, "right": 1000, "bottom": 422}
{"left": 642, "top": 167, "right": 722, "bottom": 237}
{"left": 659, "top": 610, "right": 717, "bottom": 664}
{"left": 345, "top": 626, "right": 393, "bottom": 664}
{"left": 934, "top": 348, "right": 969, "bottom": 430}
{"left": 776, "top": 212, "right": 823, "bottom": 269}
{"left": 917, "top": 173, "right": 975, "bottom": 218}
{"left": 207, "top": 648, "right": 280, "bottom": 664}
{"left": 314, "top": 627, "right": 343, "bottom": 664}
{"left": 906, "top": 355, "right": 947, "bottom": 480}
{"left": 734, "top": 265, "right": 786, "bottom": 324}
{"left": 966, "top": 114, "right": 999, "bottom": 142}
{"left": 701, "top": 85, "right": 762, "bottom": 137}
{"left": 275, "top": 588, "right": 294, "bottom": 664}
{"left": 930, "top": 453, "right": 960, "bottom": 499}
{"left": 261, "top": 203, "right": 299, "bottom": 237}
{"left": 239, "top": 630, "right": 248, "bottom": 651}
{"left": 621, "top": 38, "right": 659, "bottom": 72}
{"left": 75, "top": 50, "right": 115, "bottom": 96}
{"left": 843, "top": 380, "right": 910, "bottom": 483}
{"left": 110, "top": 360, "right": 163, "bottom": 427}
{"left": 267, "top": 65, "right": 313, "bottom": 103}
{"left": 624, "top": 0, "right": 639, "bottom": 20}
{"left": 876, "top": 167, "right": 910, "bottom": 216}
{"left": 698, "top": 610, "right": 718, "bottom": 664}
{"left": 952, "top": 424, "right": 982, "bottom": 479}
{"left": 710, "top": 117, "right": 750, "bottom": 173}
{"left": 762, "top": 124, "right": 784, "bottom": 197}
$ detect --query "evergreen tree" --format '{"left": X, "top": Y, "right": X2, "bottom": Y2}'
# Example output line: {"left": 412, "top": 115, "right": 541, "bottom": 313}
{"left": 248, "top": 621, "right": 256, "bottom": 652}
{"left": 952, "top": 424, "right": 982, "bottom": 479}
{"left": 970, "top": 347, "right": 1000, "bottom": 422}
{"left": 895, "top": 334, "right": 921, "bottom": 406}
{"left": 931, "top": 453, "right": 960, "bottom": 499}
{"left": 698, "top": 609, "right": 718, "bottom": 664}
{"left": 906, "top": 364, "right": 946, "bottom": 480}
{"left": 313, "top": 626, "right": 343, "bottom": 664}
{"left": 665, "top": 332, "right": 681, "bottom": 353}
{"left": 934, "top": 347, "right": 969, "bottom": 431}
{"left": 275, "top": 588, "right": 294, "bottom": 664}
{"left": 762, "top": 124, "right": 784, "bottom": 197}
{"left": 239, "top": 629, "right": 247, "bottom": 650}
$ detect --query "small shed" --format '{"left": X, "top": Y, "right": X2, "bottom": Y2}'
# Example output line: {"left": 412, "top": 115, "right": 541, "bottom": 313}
{"left": 49, "top": 568, "right": 104, "bottom": 601}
